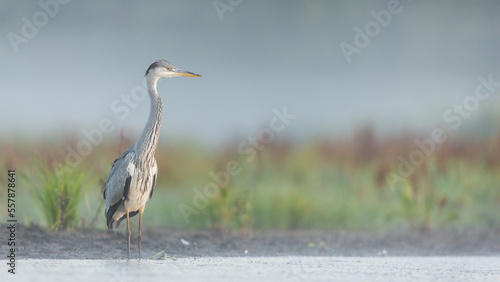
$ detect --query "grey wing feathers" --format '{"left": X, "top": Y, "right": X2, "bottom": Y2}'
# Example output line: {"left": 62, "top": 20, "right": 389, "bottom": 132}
{"left": 103, "top": 146, "right": 136, "bottom": 225}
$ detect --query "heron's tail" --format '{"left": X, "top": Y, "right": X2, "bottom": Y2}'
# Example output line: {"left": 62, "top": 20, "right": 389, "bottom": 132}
{"left": 105, "top": 199, "right": 124, "bottom": 230}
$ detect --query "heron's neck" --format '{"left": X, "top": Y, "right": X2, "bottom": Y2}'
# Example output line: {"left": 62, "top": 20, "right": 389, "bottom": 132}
{"left": 136, "top": 76, "right": 163, "bottom": 163}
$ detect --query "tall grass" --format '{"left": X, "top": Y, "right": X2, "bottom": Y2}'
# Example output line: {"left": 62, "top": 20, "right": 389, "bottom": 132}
{"left": 27, "top": 163, "right": 88, "bottom": 231}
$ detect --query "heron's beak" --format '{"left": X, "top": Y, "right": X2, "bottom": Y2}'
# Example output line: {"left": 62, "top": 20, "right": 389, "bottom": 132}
{"left": 174, "top": 69, "right": 202, "bottom": 77}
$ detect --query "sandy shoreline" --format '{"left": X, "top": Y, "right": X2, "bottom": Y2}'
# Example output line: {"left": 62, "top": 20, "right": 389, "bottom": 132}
{"left": 2, "top": 224, "right": 498, "bottom": 259}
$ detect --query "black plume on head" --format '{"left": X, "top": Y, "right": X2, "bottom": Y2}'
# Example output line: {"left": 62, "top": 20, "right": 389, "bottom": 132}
{"left": 145, "top": 59, "right": 173, "bottom": 76}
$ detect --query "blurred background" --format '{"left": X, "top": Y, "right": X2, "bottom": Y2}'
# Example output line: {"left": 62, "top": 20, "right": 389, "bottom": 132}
{"left": 1, "top": 1, "right": 499, "bottom": 231}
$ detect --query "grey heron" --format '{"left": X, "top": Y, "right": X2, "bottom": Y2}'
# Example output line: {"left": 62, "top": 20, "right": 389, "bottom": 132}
{"left": 103, "top": 59, "right": 201, "bottom": 259}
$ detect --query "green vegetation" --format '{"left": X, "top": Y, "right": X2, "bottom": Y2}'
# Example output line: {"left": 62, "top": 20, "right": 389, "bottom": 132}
{"left": 1, "top": 128, "right": 499, "bottom": 231}
{"left": 24, "top": 162, "right": 89, "bottom": 231}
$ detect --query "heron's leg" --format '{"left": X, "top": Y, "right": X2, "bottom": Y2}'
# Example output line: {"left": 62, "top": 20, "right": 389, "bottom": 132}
{"left": 126, "top": 207, "right": 131, "bottom": 260}
{"left": 138, "top": 206, "right": 145, "bottom": 259}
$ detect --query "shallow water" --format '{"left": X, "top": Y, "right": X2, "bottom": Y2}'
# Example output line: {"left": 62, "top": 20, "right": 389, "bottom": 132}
{"left": 2, "top": 257, "right": 500, "bottom": 282}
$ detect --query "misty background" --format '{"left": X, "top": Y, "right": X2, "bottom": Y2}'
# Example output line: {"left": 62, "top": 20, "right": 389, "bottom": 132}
{"left": 2, "top": 0, "right": 500, "bottom": 145}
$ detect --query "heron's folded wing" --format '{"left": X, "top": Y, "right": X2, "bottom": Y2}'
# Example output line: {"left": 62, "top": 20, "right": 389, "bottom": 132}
{"left": 103, "top": 146, "right": 136, "bottom": 211}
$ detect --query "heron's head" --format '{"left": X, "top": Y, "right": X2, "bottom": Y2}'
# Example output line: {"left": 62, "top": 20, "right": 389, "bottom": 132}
{"left": 145, "top": 59, "right": 201, "bottom": 79}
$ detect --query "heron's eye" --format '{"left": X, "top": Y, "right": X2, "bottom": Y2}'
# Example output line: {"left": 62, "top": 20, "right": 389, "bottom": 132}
{"left": 166, "top": 67, "right": 171, "bottom": 71}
